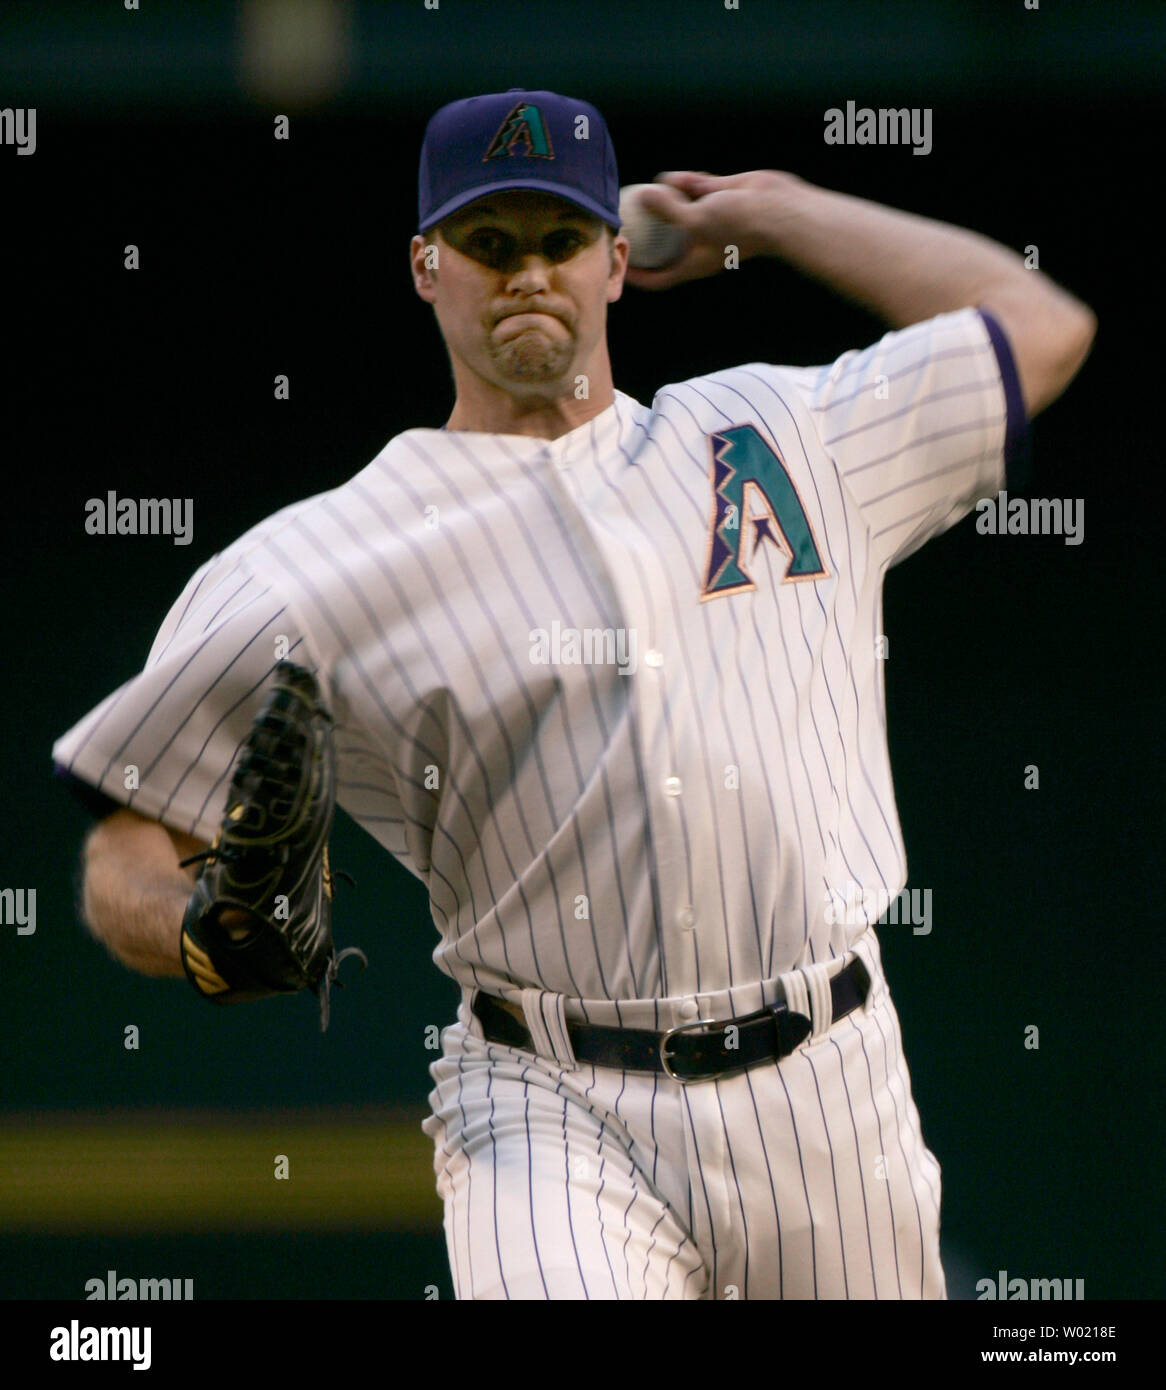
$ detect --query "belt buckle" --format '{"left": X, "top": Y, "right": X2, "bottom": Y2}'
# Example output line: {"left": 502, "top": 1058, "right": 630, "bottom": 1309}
{"left": 658, "top": 1015, "right": 723, "bottom": 1084}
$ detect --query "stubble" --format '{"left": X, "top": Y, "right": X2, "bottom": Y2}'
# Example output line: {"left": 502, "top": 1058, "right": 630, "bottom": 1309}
{"left": 487, "top": 319, "right": 575, "bottom": 383}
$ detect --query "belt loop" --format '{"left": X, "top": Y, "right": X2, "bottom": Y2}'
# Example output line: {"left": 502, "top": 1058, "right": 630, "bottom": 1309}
{"left": 801, "top": 963, "right": 835, "bottom": 1041}
{"left": 779, "top": 960, "right": 837, "bottom": 1042}
{"left": 519, "top": 988, "right": 578, "bottom": 1069}
{"left": 780, "top": 969, "right": 811, "bottom": 1028}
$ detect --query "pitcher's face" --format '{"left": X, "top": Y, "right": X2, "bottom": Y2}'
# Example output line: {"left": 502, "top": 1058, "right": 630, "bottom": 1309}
{"left": 412, "top": 190, "right": 627, "bottom": 395}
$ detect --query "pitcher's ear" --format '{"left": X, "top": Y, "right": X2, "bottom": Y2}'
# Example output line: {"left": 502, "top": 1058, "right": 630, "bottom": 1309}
{"left": 411, "top": 234, "right": 439, "bottom": 300}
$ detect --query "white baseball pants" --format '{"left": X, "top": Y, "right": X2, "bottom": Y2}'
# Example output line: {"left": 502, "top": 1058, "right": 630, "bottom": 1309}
{"left": 422, "top": 929, "right": 945, "bottom": 1300}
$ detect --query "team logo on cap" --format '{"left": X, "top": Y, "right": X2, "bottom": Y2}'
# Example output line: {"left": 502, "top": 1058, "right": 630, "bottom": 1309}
{"left": 483, "top": 101, "right": 554, "bottom": 161}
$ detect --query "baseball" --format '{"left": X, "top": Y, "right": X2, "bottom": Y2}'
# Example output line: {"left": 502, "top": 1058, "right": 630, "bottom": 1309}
{"left": 619, "top": 183, "right": 690, "bottom": 269}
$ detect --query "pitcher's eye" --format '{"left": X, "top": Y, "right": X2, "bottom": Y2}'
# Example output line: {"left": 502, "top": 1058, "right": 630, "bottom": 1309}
{"left": 466, "top": 229, "right": 512, "bottom": 265}
{"left": 544, "top": 230, "right": 584, "bottom": 261}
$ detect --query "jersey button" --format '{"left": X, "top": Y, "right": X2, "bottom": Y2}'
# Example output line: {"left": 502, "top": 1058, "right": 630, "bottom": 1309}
{"left": 677, "top": 906, "right": 696, "bottom": 930}
{"left": 678, "top": 998, "right": 700, "bottom": 1020}
{"left": 663, "top": 776, "right": 682, "bottom": 796}
{"left": 645, "top": 649, "right": 663, "bottom": 668}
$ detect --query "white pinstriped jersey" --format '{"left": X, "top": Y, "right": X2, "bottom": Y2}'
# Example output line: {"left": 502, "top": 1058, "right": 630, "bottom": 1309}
{"left": 53, "top": 305, "right": 1025, "bottom": 1012}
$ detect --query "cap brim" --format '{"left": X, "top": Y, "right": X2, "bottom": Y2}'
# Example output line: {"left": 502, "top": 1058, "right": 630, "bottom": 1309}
{"left": 419, "top": 179, "right": 621, "bottom": 233}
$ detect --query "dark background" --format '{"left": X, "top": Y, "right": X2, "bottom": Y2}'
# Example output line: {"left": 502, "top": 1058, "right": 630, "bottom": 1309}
{"left": 1, "top": 0, "right": 1161, "bottom": 1302}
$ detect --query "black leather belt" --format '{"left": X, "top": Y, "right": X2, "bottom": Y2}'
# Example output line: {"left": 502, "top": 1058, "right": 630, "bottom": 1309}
{"left": 472, "top": 957, "right": 871, "bottom": 1083}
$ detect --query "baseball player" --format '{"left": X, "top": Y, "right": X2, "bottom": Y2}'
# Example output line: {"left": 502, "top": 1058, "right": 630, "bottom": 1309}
{"left": 53, "top": 89, "right": 1095, "bottom": 1299}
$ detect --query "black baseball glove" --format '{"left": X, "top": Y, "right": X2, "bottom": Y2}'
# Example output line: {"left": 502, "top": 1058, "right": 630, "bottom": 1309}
{"left": 178, "top": 661, "right": 367, "bottom": 1031}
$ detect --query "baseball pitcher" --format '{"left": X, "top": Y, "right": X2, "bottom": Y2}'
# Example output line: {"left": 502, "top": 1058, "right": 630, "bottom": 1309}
{"left": 52, "top": 89, "right": 1095, "bottom": 1299}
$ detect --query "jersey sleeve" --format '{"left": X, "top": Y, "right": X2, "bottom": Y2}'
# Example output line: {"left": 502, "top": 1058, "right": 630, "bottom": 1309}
{"left": 50, "top": 549, "right": 324, "bottom": 843}
{"left": 783, "top": 305, "right": 1030, "bottom": 571}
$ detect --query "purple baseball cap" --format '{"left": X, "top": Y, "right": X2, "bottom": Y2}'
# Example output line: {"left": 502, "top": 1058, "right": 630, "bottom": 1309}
{"left": 417, "top": 88, "right": 621, "bottom": 234}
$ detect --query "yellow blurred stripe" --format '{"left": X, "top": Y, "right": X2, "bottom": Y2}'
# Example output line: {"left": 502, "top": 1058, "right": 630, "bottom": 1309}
{"left": 0, "top": 1111, "right": 441, "bottom": 1233}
